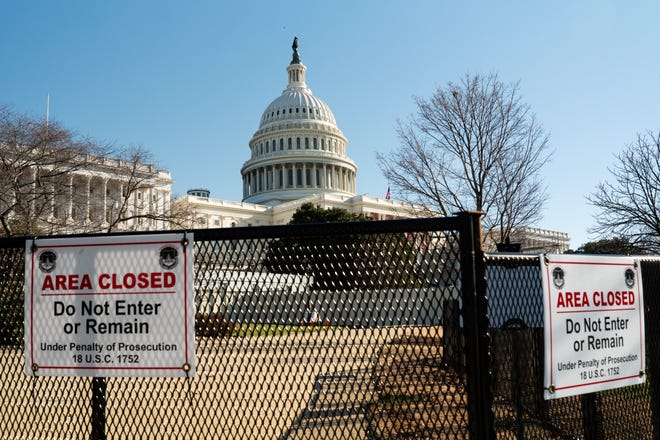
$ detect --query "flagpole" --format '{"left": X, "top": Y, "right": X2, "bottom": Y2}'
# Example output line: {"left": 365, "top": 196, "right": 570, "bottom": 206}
{"left": 46, "top": 94, "right": 50, "bottom": 127}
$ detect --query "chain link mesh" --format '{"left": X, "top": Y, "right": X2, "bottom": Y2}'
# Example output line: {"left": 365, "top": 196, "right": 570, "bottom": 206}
{"left": 1, "top": 219, "right": 470, "bottom": 439}
{"left": 487, "top": 254, "right": 660, "bottom": 440}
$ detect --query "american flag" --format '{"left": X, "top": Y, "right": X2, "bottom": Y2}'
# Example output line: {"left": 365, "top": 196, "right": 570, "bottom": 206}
{"left": 385, "top": 186, "right": 391, "bottom": 200}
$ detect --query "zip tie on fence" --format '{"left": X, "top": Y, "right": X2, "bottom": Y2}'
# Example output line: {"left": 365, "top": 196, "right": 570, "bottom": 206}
{"left": 181, "top": 231, "right": 192, "bottom": 407}
{"left": 30, "top": 365, "right": 39, "bottom": 414}
{"left": 30, "top": 237, "right": 38, "bottom": 253}
{"left": 182, "top": 363, "right": 193, "bottom": 406}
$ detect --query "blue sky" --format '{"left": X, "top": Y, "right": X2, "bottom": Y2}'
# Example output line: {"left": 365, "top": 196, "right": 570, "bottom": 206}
{"left": 2, "top": 1, "right": 658, "bottom": 248}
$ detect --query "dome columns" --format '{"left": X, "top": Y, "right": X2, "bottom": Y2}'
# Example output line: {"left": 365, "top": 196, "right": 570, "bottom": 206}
{"left": 242, "top": 162, "right": 356, "bottom": 199}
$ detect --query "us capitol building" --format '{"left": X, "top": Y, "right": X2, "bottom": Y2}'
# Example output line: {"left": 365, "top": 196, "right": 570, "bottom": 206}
{"left": 178, "top": 39, "right": 569, "bottom": 252}
{"left": 178, "top": 39, "right": 419, "bottom": 229}
{"left": 29, "top": 39, "right": 567, "bottom": 252}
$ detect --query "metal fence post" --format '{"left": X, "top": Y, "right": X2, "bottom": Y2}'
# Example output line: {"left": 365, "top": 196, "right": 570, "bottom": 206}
{"left": 458, "top": 211, "right": 494, "bottom": 440}
{"left": 642, "top": 260, "right": 660, "bottom": 438}
{"left": 91, "top": 377, "right": 107, "bottom": 439}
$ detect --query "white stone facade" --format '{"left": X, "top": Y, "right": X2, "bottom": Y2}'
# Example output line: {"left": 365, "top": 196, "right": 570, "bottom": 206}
{"left": 484, "top": 227, "right": 571, "bottom": 253}
{"left": 181, "top": 192, "right": 419, "bottom": 229}
{"left": 241, "top": 46, "right": 357, "bottom": 205}
{"left": 14, "top": 154, "right": 173, "bottom": 234}
{"left": 182, "top": 40, "right": 413, "bottom": 227}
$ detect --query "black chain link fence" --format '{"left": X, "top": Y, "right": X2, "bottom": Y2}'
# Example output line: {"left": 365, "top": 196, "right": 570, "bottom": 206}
{"left": 0, "top": 215, "right": 485, "bottom": 439}
{"left": 487, "top": 254, "right": 660, "bottom": 440}
{"left": 4, "top": 217, "right": 656, "bottom": 439}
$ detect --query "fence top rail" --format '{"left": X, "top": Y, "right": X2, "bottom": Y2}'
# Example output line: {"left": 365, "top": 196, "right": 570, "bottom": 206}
{"left": 0, "top": 216, "right": 464, "bottom": 249}
{"left": 486, "top": 253, "right": 660, "bottom": 263}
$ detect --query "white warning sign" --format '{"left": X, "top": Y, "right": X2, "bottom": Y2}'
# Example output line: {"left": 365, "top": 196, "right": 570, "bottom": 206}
{"left": 541, "top": 254, "right": 645, "bottom": 399}
{"left": 24, "top": 233, "right": 195, "bottom": 377}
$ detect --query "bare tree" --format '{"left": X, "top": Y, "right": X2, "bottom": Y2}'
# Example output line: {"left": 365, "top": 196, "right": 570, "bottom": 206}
{"left": 588, "top": 131, "right": 660, "bottom": 253}
{"left": 0, "top": 106, "right": 105, "bottom": 236}
{"left": 0, "top": 106, "right": 187, "bottom": 236}
{"left": 377, "top": 73, "right": 551, "bottom": 243}
{"left": 103, "top": 146, "right": 190, "bottom": 233}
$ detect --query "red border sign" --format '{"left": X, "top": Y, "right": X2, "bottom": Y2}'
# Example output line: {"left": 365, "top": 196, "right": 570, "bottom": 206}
{"left": 24, "top": 233, "right": 195, "bottom": 377}
{"left": 541, "top": 254, "right": 645, "bottom": 399}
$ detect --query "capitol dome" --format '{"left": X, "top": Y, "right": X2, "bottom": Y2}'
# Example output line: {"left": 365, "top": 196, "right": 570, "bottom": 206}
{"left": 241, "top": 38, "right": 357, "bottom": 205}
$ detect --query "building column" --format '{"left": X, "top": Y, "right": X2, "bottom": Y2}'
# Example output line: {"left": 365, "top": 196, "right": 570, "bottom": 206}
{"left": 30, "top": 169, "right": 37, "bottom": 217}
{"left": 84, "top": 176, "right": 91, "bottom": 222}
{"left": 48, "top": 181, "right": 55, "bottom": 220}
{"left": 101, "top": 178, "right": 108, "bottom": 224}
{"left": 67, "top": 175, "right": 74, "bottom": 221}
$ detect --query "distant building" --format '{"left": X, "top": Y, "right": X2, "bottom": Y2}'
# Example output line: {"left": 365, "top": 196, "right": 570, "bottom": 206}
{"left": 179, "top": 39, "right": 421, "bottom": 227}
{"left": 187, "top": 188, "right": 210, "bottom": 198}
{"left": 177, "top": 39, "right": 570, "bottom": 252}
{"left": 484, "top": 227, "right": 570, "bottom": 253}
{"left": 2, "top": 152, "right": 173, "bottom": 234}
{"left": 508, "top": 227, "right": 570, "bottom": 253}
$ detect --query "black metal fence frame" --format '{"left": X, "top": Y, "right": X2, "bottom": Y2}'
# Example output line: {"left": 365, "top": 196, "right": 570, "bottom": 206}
{"left": 8, "top": 213, "right": 657, "bottom": 439}
{"left": 0, "top": 212, "right": 493, "bottom": 439}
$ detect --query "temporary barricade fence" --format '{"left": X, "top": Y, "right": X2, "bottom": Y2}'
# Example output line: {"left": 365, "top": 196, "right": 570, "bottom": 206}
{"left": 0, "top": 213, "right": 492, "bottom": 439}
{"left": 487, "top": 253, "right": 660, "bottom": 439}
{"left": 1, "top": 213, "right": 657, "bottom": 439}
